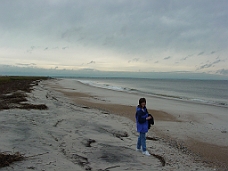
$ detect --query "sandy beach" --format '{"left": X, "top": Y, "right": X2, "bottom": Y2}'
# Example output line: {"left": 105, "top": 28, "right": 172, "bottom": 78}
{"left": 0, "top": 78, "right": 227, "bottom": 170}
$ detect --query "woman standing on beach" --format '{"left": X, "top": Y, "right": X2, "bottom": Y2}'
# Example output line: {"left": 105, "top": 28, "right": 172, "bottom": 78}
{"left": 136, "top": 98, "right": 151, "bottom": 156}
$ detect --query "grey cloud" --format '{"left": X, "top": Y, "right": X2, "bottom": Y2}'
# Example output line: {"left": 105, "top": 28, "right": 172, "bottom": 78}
{"left": 28, "top": 46, "right": 68, "bottom": 50}
{"left": 164, "top": 56, "right": 171, "bottom": 60}
{"left": 216, "top": 69, "right": 228, "bottom": 75}
{"left": 27, "top": 46, "right": 36, "bottom": 53}
{"left": 211, "top": 51, "right": 216, "bottom": 54}
{"left": 198, "top": 52, "right": 204, "bottom": 56}
{"left": 128, "top": 58, "right": 139, "bottom": 63}
{"left": 181, "top": 54, "right": 194, "bottom": 60}
{"left": 1, "top": 0, "right": 227, "bottom": 56}
{"left": 197, "top": 59, "right": 221, "bottom": 70}
{"left": 16, "top": 63, "right": 36, "bottom": 66}
{"left": 61, "top": 28, "right": 82, "bottom": 39}
{"left": 0, "top": 0, "right": 228, "bottom": 74}
{"left": 87, "top": 61, "right": 96, "bottom": 64}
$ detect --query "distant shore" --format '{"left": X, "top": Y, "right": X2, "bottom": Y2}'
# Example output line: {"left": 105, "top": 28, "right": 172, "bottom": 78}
{"left": 0, "top": 77, "right": 227, "bottom": 170}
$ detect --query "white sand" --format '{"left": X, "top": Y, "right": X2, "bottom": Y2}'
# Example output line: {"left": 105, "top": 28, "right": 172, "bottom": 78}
{"left": 0, "top": 78, "right": 226, "bottom": 170}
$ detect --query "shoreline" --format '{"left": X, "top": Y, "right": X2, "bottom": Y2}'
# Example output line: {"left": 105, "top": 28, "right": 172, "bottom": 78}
{"left": 76, "top": 79, "right": 228, "bottom": 109}
{"left": 48, "top": 78, "right": 228, "bottom": 170}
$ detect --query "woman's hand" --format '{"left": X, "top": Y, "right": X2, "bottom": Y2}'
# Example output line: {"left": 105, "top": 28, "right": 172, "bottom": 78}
{"left": 146, "top": 116, "right": 152, "bottom": 120}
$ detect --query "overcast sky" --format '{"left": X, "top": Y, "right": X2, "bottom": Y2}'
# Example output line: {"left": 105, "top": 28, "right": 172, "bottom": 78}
{"left": 0, "top": 0, "right": 228, "bottom": 76}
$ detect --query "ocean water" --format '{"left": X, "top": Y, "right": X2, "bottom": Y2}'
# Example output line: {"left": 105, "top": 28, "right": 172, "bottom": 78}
{"left": 77, "top": 78, "right": 228, "bottom": 108}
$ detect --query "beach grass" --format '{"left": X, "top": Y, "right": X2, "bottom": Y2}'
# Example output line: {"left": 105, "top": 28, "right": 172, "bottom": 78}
{"left": 0, "top": 76, "right": 49, "bottom": 84}
{"left": 0, "top": 76, "right": 49, "bottom": 110}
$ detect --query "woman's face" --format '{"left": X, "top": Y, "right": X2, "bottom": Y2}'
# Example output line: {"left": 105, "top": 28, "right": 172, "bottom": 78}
{"left": 141, "top": 102, "right": 146, "bottom": 108}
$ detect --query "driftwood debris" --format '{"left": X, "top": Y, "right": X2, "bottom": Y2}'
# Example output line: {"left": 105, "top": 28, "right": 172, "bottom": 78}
{"left": 146, "top": 136, "right": 159, "bottom": 141}
{"left": 54, "top": 119, "right": 64, "bottom": 127}
{"left": 151, "top": 153, "right": 166, "bottom": 166}
{"left": 0, "top": 151, "right": 49, "bottom": 168}
{"left": 85, "top": 139, "right": 96, "bottom": 147}
{"left": 26, "top": 152, "right": 49, "bottom": 158}
{"left": 0, "top": 152, "right": 24, "bottom": 168}
{"left": 72, "top": 154, "right": 92, "bottom": 170}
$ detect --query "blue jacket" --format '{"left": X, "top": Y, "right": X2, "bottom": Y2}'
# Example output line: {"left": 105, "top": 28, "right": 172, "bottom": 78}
{"left": 135, "top": 106, "right": 149, "bottom": 133}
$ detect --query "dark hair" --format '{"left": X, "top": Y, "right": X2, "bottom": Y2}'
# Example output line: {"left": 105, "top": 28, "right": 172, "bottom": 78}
{"left": 139, "top": 98, "right": 146, "bottom": 108}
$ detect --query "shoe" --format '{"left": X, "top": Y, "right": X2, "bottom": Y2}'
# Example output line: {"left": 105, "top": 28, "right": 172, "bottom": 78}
{"left": 142, "top": 151, "right": 150, "bottom": 156}
{"left": 136, "top": 148, "right": 142, "bottom": 152}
